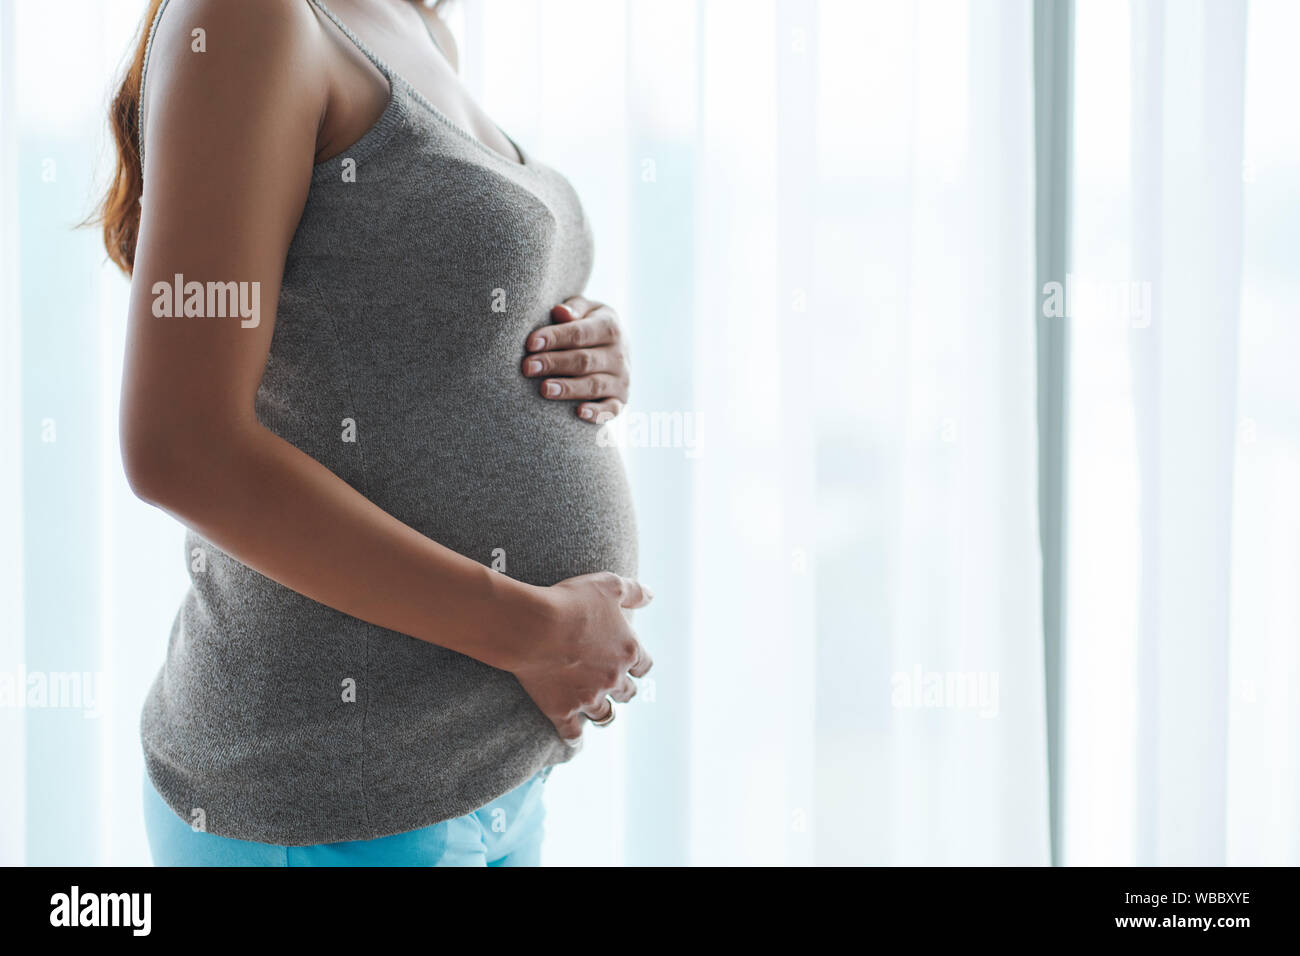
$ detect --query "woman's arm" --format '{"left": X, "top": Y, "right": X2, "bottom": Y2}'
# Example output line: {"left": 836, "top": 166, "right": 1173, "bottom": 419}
{"left": 123, "top": 0, "right": 649, "bottom": 740}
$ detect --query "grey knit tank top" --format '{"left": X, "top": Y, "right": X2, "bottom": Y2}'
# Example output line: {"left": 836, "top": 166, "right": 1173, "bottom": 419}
{"left": 138, "top": 0, "right": 637, "bottom": 845}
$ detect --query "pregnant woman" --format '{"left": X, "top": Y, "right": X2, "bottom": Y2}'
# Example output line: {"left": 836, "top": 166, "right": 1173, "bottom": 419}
{"left": 98, "top": 0, "right": 649, "bottom": 866}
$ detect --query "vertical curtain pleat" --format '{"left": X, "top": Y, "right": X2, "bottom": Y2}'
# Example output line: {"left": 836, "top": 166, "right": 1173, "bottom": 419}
{"left": 815, "top": 0, "right": 1046, "bottom": 865}
{"left": 1129, "top": 0, "right": 1165, "bottom": 868}
{"left": 620, "top": 0, "right": 698, "bottom": 867}
{"left": 1136, "top": 0, "right": 1246, "bottom": 866}
{"left": 0, "top": 0, "right": 27, "bottom": 868}
{"left": 1226, "top": 0, "right": 1300, "bottom": 867}
{"left": 1069, "top": 0, "right": 1266, "bottom": 866}
{"left": 773, "top": 0, "right": 819, "bottom": 867}
{"left": 689, "top": 0, "right": 798, "bottom": 866}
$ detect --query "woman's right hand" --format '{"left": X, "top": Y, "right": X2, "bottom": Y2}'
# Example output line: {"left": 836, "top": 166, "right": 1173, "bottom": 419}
{"left": 509, "top": 572, "right": 654, "bottom": 745}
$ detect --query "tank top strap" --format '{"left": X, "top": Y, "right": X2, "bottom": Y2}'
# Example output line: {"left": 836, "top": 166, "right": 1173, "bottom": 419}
{"left": 306, "top": 0, "right": 400, "bottom": 83}
{"left": 136, "top": 0, "right": 175, "bottom": 165}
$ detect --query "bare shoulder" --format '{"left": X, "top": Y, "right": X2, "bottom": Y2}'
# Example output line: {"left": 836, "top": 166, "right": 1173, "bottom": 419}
{"left": 141, "top": 0, "right": 327, "bottom": 133}
{"left": 146, "top": 0, "right": 324, "bottom": 66}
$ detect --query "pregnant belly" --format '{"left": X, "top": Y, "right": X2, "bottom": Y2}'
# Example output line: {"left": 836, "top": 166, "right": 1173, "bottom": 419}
{"left": 370, "top": 411, "right": 639, "bottom": 587}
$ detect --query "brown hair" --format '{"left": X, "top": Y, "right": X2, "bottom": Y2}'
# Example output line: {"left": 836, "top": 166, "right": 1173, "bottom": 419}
{"left": 92, "top": 0, "right": 453, "bottom": 276}
{"left": 94, "top": 0, "right": 165, "bottom": 276}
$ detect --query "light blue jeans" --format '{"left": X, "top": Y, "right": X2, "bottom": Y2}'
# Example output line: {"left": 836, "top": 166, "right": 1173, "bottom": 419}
{"left": 142, "top": 767, "right": 550, "bottom": 866}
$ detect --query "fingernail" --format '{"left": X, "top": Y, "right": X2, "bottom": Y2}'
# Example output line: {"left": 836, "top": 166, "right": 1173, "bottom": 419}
{"left": 580, "top": 406, "right": 594, "bottom": 419}
{"left": 524, "top": 359, "right": 542, "bottom": 375}
{"left": 543, "top": 382, "right": 561, "bottom": 397}
{"left": 530, "top": 334, "right": 546, "bottom": 350}
{"left": 563, "top": 736, "right": 582, "bottom": 749}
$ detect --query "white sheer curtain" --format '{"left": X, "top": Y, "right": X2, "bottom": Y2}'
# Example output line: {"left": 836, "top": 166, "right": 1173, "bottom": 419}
{"left": 1, "top": 0, "right": 1049, "bottom": 866}
{"left": 801, "top": 0, "right": 1046, "bottom": 864}
{"left": 1066, "top": 0, "right": 1300, "bottom": 866}
{"left": 478, "top": 0, "right": 1047, "bottom": 865}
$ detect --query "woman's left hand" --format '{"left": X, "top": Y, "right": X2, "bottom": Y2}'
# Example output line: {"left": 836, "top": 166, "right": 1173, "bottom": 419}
{"left": 522, "top": 296, "right": 629, "bottom": 424}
